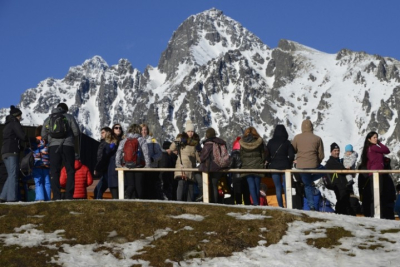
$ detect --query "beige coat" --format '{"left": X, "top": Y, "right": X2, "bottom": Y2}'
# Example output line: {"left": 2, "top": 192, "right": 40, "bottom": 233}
{"left": 169, "top": 137, "right": 200, "bottom": 181}
{"left": 292, "top": 119, "right": 325, "bottom": 168}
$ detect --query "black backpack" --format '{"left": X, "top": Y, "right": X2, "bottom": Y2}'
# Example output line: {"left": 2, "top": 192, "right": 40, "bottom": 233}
{"left": 47, "top": 113, "right": 69, "bottom": 138}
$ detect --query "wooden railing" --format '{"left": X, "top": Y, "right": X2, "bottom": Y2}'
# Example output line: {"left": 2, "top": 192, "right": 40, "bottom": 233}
{"left": 116, "top": 168, "right": 400, "bottom": 219}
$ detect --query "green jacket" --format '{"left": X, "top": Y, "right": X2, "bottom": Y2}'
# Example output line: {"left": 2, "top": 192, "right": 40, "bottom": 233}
{"left": 239, "top": 137, "right": 265, "bottom": 178}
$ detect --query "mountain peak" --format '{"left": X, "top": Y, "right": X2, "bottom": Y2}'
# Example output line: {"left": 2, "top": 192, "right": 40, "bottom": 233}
{"left": 158, "top": 9, "right": 267, "bottom": 79}
{"left": 82, "top": 56, "right": 108, "bottom": 71}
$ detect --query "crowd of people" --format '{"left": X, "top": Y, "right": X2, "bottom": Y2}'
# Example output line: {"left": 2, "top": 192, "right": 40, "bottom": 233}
{"left": 1, "top": 104, "right": 399, "bottom": 219}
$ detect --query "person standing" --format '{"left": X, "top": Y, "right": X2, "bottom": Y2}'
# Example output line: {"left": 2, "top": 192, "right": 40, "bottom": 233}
{"left": 239, "top": 127, "right": 267, "bottom": 206}
{"left": 170, "top": 120, "right": 200, "bottom": 201}
{"left": 266, "top": 125, "right": 295, "bottom": 208}
{"left": 115, "top": 124, "right": 150, "bottom": 199}
{"left": 31, "top": 125, "right": 51, "bottom": 201}
{"left": 41, "top": 103, "right": 80, "bottom": 200}
{"left": 107, "top": 123, "right": 124, "bottom": 199}
{"left": 292, "top": 119, "right": 325, "bottom": 211}
{"left": 0, "top": 106, "right": 27, "bottom": 202}
{"left": 140, "top": 124, "right": 162, "bottom": 199}
{"left": 324, "top": 143, "right": 354, "bottom": 215}
{"left": 199, "top": 128, "right": 228, "bottom": 203}
{"left": 359, "top": 131, "right": 395, "bottom": 219}
{"left": 229, "top": 137, "right": 250, "bottom": 205}
{"left": 93, "top": 127, "right": 114, "bottom": 199}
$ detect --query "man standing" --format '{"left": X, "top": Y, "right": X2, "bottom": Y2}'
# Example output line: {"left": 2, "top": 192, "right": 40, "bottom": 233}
{"left": 292, "top": 119, "right": 325, "bottom": 210}
{"left": 324, "top": 142, "right": 354, "bottom": 215}
{"left": 41, "top": 103, "right": 80, "bottom": 200}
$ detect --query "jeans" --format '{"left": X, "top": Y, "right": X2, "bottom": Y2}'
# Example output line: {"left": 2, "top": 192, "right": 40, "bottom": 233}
{"left": 0, "top": 155, "right": 19, "bottom": 201}
{"left": 176, "top": 179, "right": 195, "bottom": 201}
{"left": 94, "top": 173, "right": 108, "bottom": 199}
{"left": 33, "top": 168, "right": 51, "bottom": 201}
{"left": 300, "top": 167, "right": 324, "bottom": 209}
{"left": 272, "top": 173, "right": 286, "bottom": 208}
{"left": 246, "top": 175, "right": 261, "bottom": 206}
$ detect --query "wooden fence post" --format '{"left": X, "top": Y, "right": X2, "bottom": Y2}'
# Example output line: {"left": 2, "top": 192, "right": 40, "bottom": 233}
{"left": 118, "top": 169, "right": 125, "bottom": 200}
{"left": 202, "top": 172, "right": 209, "bottom": 203}
{"left": 373, "top": 172, "right": 380, "bottom": 218}
{"left": 285, "top": 170, "right": 292, "bottom": 209}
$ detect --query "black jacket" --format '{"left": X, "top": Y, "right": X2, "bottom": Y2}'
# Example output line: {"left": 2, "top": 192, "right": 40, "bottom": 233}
{"left": 229, "top": 150, "right": 242, "bottom": 180}
{"left": 1, "top": 115, "right": 27, "bottom": 158}
{"left": 325, "top": 156, "right": 354, "bottom": 216}
{"left": 266, "top": 125, "right": 295, "bottom": 170}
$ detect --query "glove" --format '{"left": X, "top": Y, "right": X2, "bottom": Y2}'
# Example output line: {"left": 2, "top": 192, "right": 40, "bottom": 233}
{"left": 180, "top": 137, "right": 187, "bottom": 145}
{"left": 195, "top": 143, "right": 202, "bottom": 152}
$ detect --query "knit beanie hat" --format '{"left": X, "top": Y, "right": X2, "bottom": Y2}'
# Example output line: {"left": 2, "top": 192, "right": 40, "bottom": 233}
{"left": 206, "top": 128, "right": 216, "bottom": 139}
{"left": 330, "top": 142, "right": 339, "bottom": 152}
{"left": 345, "top": 144, "right": 353, "bottom": 152}
{"left": 185, "top": 120, "right": 194, "bottom": 132}
{"left": 232, "top": 136, "right": 241, "bottom": 150}
{"left": 10, "top": 105, "right": 22, "bottom": 117}
{"left": 57, "top": 103, "right": 69, "bottom": 112}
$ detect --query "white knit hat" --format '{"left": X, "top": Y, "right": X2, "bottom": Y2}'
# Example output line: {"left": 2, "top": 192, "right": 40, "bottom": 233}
{"left": 185, "top": 120, "right": 194, "bottom": 132}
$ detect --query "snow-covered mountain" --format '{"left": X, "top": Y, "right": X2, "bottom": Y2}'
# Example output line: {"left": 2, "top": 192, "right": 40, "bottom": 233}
{"left": 2, "top": 8, "right": 400, "bottom": 166}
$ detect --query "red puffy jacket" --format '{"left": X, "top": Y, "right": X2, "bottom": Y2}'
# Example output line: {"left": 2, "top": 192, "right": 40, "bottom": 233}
{"left": 60, "top": 160, "right": 93, "bottom": 199}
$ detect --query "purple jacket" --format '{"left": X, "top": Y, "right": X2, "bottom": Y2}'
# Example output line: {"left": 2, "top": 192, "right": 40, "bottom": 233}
{"left": 367, "top": 143, "right": 390, "bottom": 170}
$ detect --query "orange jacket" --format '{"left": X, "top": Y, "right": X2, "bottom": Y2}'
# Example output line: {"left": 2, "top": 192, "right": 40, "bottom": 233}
{"left": 60, "top": 160, "right": 93, "bottom": 199}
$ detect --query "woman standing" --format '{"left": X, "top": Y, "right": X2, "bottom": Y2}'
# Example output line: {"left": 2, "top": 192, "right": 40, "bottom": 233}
{"left": 169, "top": 120, "right": 200, "bottom": 201}
{"left": 108, "top": 123, "right": 124, "bottom": 199}
{"left": 359, "top": 131, "right": 395, "bottom": 219}
{"left": 266, "top": 125, "right": 295, "bottom": 208}
{"left": 239, "top": 127, "right": 267, "bottom": 206}
{"left": 0, "top": 106, "right": 27, "bottom": 202}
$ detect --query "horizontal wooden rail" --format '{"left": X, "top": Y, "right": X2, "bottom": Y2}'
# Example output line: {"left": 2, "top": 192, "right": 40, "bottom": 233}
{"left": 116, "top": 167, "right": 395, "bottom": 219}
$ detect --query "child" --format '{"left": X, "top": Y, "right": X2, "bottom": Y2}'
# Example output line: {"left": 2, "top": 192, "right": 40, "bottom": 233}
{"left": 60, "top": 154, "right": 93, "bottom": 199}
{"left": 343, "top": 144, "right": 358, "bottom": 185}
{"left": 394, "top": 184, "right": 400, "bottom": 218}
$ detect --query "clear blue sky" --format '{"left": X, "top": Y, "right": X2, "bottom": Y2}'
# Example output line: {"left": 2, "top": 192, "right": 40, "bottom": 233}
{"left": 1, "top": 0, "right": 399, "bottom": 110}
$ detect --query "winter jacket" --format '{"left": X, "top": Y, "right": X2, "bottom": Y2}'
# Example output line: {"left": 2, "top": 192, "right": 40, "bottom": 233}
{"left": 169, "top": 133, "right": 200, "bottom": 181}
{"left": 41, "top": 107, "right": 80, "bottom": 147}
{"left": 31, "top": 136, "right": 50, "bottom": 168}
{"left": 292, "top": 119, "right": 324, "bottom": 168}
{"left": 199, "top": 137, "right": 227, "bottom": 172}
{"left": 239, "top": 135, "right": 266, "bottom": 178}
{"left": 1, "top": 115, "right": 27, "bottom": 159}
{"left": 115, "top": 133, "right": 151, "bottom": 168}
{"left": 60, "top": 160, "right": 93, "bottom": 199}
{"left": 367, "top": 143, "right": 390, "bottom": 170}
{"left": 94, "top": 140, "right": 117, "bottom": 174}
{"left": 266, "top": 125, "right": 295, "bottom": 170}
{"left": 324, "top": 156, "right": 354, "bottom": 216}
{"left": 145, "top": 136, "right": 163, "bottom": 168}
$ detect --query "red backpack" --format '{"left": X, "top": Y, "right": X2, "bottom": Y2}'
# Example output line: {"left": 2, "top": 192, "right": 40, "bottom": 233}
{"left": 123, "top": 138, "right": 145, "bottom": 168}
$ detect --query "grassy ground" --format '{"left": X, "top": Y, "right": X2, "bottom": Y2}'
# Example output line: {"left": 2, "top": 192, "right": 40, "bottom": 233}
{"left": 0, "top": 201, "right": 352, "bottom": 266}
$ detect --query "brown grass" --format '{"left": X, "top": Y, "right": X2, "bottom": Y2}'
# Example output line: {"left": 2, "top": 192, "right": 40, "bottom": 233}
{"left": 0, "top": 201, "right": 329, "bottom": 266}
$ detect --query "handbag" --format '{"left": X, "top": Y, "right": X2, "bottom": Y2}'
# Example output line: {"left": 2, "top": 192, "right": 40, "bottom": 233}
{"left": 266, "top": 142, "right": 284, "bottom": 169}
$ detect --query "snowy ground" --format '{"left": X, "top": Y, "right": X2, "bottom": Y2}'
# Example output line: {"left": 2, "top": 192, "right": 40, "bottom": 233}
{"left": 0, "top": 202, "right": 399, "bottom": 267}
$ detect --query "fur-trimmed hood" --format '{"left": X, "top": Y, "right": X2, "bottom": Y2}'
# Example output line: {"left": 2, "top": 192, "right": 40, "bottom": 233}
{"left": 239, "top": 136, "right": 263, "bottom": 150}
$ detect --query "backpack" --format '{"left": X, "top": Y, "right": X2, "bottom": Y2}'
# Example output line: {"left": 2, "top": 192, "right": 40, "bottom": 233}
{"left": 123, "top": 138, "right": 145, "bottom": 168}
{"left": 47, "top": 113, "right": 69, "bottom": 138}
{"left": 212, "top": 142, "right": 230, "bottom": 168}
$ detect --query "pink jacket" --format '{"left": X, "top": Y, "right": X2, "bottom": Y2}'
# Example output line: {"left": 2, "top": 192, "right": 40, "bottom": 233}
{"left": 367, "top": 143, "right": 390, "bottom": 170}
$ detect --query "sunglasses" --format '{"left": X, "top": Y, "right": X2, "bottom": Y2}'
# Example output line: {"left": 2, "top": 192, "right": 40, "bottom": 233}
{"left": 114, "top": 126, "right": 121, "bottom": 130}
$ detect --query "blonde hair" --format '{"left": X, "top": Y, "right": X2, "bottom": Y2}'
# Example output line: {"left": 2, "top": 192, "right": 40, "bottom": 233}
{"left": 105, "top": 131, "right": 118, "bottom": 144}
